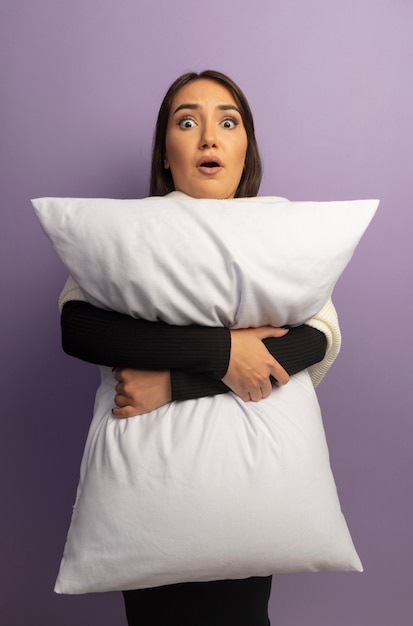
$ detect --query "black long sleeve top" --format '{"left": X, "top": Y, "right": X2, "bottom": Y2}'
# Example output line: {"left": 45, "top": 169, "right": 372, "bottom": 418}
{"left": 61, "top": 300, "right": 327, "bottom": 402}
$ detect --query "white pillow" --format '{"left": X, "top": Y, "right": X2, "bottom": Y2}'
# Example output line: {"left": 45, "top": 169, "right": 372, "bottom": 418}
{"left": 54, "top": 369, "right": 362, "bottom": 594}
{"left": 31, "top": 195, "right": 377, "bottom": 594}
{"left": 32, "top": 195, "right": 378, "bottom": 328}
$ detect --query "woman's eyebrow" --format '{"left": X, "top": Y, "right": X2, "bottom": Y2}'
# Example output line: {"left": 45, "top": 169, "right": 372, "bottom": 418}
{"left": 217, "top": 104, "right": 241, "bottom": 113}
{"left": 172, "top": 103, "right": 199, "bottom": 115}
{"left": 172, "top": 103, "right": 241, "bottom": 115}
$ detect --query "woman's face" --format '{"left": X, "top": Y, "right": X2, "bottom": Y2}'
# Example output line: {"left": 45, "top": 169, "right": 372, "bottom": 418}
{"left": 164, "top": 79, "right": 248, "bottom": 199}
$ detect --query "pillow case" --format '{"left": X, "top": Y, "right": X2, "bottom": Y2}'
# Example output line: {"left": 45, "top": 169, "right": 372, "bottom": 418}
{"left": 31, "top": 195, "right": 377, "bottom": 594}
{"left": 54, "top": 368, "right": 361, "bottom": 594}
{"left": 32, "top": 195, "right": 378, "bottom": 328}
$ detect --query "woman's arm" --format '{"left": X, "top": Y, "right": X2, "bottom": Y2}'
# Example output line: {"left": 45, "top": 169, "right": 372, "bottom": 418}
{"left": 112, "top": 325, "right": 326, "bottom": 417}
{"left": 171, "top": 324, "right": 327, "bottom": 400}
{"left": 61, "top": 299, "right": 326, "bottom": 417}
{"left": 60, "top": 276, "right": 329, "bottom": 415}
{"left": 61, "top": 300, "right": 231, "bottom": 379}
{"left": 62, "top": 300, "right": 325, "bottom": 390}
{"left": 60, "top": 275, "right": 328, "bottom": 389}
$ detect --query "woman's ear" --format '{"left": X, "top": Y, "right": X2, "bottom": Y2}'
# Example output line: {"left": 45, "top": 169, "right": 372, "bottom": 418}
{"left": 164, "top": 157, "right": 170, "bottom": 169}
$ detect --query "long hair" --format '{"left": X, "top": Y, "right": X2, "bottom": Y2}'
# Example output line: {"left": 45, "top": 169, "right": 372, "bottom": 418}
{"left": 149, "top": 70, "right": 262, "bottom": 198}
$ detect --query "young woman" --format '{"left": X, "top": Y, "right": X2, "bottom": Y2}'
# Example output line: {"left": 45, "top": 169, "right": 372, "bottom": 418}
{"left": 59, "top": 70, "right": 339, "bottom": 626}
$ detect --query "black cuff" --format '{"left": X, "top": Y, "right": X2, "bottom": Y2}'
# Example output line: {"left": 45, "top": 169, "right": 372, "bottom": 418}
{"left": 171, "top": 370, "right": 229, "bottom": 401}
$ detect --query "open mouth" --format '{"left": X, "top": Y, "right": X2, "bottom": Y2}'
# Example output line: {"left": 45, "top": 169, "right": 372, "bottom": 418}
{"left": 197, "top": 158, "right": 223, "bottom": 172}
{"left": 201, "top": 161, "right": 221, "bottom": 168}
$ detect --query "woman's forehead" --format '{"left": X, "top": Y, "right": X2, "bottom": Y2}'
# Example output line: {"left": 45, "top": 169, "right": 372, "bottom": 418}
{"left": 170, "top": 79, "right": 237, "bottom": 112}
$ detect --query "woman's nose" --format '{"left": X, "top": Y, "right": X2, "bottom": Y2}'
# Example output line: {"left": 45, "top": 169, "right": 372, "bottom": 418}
{"left": 199, "top": 123, "right": 217, "bottom": 149}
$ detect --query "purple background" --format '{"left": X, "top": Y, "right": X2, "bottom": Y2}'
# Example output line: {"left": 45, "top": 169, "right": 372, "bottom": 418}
{"left": 1, "top": 1, "right": 412, "bottom": 624}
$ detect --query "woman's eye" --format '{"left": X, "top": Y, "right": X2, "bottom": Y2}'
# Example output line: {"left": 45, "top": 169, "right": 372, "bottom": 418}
{"left": 179, "top": 118, "right": 197, "bottom": 129}
{"left": 221, "top": 118, "right": 238, "bottom": 129}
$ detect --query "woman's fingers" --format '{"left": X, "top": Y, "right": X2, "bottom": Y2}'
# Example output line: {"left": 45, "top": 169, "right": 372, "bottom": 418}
{"left": 222, "top": 327, "right": 290, "bottom": 402}
{"left": 242, "top": 364, "right": 289, "bottom": 402}
{"left": 270, "top": 361, "right": 290, "bottom": 386}
{"left": 252, "top": 326, "right": 289, "bottom": 340}
{"left": 112, "top": 404, "right": 140, "bottom": 419}
{"left": 114, "top": 393, "right": 129, "bottom": 408}
{"left": 111, "top": 368, "right": 172, "bottom": 418}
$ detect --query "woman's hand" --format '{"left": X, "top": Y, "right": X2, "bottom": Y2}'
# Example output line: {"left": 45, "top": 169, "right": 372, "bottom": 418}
{"left": 222, "top": 327, "right": 290, "bottom": 401}
{"left": 112, "top": 368, "right": 172, "bottom": 418}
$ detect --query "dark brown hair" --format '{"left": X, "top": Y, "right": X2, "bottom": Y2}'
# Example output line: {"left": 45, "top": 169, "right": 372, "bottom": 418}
{"left": 149, "top": 70, "right": 262, "bottom": 198}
